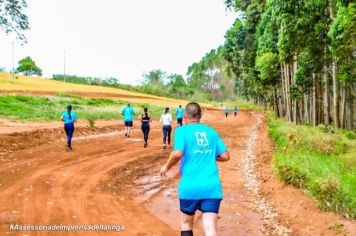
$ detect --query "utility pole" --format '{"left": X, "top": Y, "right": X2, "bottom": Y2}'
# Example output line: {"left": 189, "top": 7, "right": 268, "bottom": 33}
{"left": 63, "top": 50, "right": 66, "bottom": 82}
{"left": 12, "top": 41, "right": 15, "bottom": 79}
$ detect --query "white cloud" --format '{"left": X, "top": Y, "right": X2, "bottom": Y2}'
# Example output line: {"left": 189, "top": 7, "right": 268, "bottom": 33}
{"left": 0, "top": 0, "right": 236, "bottom": 85}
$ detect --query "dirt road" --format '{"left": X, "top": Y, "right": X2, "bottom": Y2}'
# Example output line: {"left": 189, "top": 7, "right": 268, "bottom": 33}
{"left": 0, "top": 110, "right": 354, "bottom": 236}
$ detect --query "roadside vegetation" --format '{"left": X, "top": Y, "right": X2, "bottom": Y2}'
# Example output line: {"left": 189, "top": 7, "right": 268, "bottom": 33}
{"left": 268, "top": 115, "right": 356, "bottom": 219}
{"left": 0, "top": 94, "right": 168, "bottom": 123}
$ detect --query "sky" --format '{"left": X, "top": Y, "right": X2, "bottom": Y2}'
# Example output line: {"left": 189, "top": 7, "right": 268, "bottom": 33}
{"left": 0, "top": 0, "right": 236, "bottom": 85}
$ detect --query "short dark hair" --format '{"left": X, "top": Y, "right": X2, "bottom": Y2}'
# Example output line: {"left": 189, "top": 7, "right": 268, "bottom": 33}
{"left": 185, "top": 102, "right": 201, "bottom": 119}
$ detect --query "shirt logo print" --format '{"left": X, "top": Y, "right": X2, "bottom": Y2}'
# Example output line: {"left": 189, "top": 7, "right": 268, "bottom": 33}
{"left": 195, "top": 132, "right": 209, "bottom": 146}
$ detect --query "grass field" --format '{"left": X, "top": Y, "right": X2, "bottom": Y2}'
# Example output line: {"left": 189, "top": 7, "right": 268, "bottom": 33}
{"left": 0, "top": 94, "right": 169, "bottom": 123}
{"left": 268, "top": 115, "right": 356, "bottom": 219}
{"left": 0, "top": 72, "right": 191, "bottom": 106}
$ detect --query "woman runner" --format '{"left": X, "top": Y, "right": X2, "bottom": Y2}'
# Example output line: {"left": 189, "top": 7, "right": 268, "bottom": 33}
{"left": 61, "top": 105, "right": 77, "bottom": 151}
{"left": 160, "top": 107, "right": 172, "bottom": 149}
{"left": 138, "top": 107, "right": 151, "bottom": 148}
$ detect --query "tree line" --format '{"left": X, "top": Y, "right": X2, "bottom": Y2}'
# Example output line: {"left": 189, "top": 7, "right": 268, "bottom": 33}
{"left": 2, "top": 0, "right": 354, "bottom": 129}
{"left": 189, "top": 0, "right": 355, "bottom": 130}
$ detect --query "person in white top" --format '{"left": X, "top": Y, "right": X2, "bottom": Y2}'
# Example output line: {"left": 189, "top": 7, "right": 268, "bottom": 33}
{"left": 160, "top": 107, "right": 173, "bottom": 149}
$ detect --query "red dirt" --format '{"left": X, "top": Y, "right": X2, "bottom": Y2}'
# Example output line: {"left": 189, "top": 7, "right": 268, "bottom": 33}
{"left": 0, "top": 110, "right": 354, "bottom": 235}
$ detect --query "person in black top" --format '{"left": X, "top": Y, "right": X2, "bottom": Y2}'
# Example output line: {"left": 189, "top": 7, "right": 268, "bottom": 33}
{"left": 138, "top": 107, "right": 151, "bottom": 148}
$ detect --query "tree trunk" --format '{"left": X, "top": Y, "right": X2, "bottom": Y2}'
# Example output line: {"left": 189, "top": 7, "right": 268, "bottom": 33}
{"left": 332, "top": 62, "right": 340, "bottom": 128}
{"left": 304, "top": 94, "right": 309, "bottom": 124}
{"left": 285, "top": 63, "right": 292, "bottom": 122}
{"left": 273, "top": 88, "right": 278, "bottom": 116}
{"left": 312, "top": 73, "right": 317, "bottom": 126}
{"left": 340, "top": 84, "right": 347, "bottom": 129}
{"left": 324, "top": 63, "right": 330, "bottom": 125}
{"left": 317, "top": 74, "right": 323, "bottom": 124}
{"left": 292, "top": 56, "right": 298, "bottom": 124}
{"left": 280, "top": 65, "right": 286, "bottom": 117}
{"left": 283, "top": 63, "right": 291, "bottom": 121}
{"left": 330, "top": 1, "right": 340, "bottom": 128}
{"left": 345, "top": 81, "right": 354, "bottom": 130}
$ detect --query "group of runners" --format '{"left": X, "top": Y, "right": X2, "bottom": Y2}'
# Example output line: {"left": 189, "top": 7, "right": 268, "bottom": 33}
{"left": 61, "top": 101, "right": 237, "bottom": 236}
{"left": 224, "top": 106, "right": 238, "bottom": 118}
{"left": 119, "top": 102, "right": 185, "bottom": 149}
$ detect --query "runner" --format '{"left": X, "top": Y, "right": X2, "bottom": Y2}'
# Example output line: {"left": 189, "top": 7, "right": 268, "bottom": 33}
{"left": 138, "top": 107, "right": 151, "bottom": 148}
{"left": 224, "top": 106, "right": 229, "bottom": 118}
{"left": 121, "top": 102, "right": 135, "bottom": 137}
{"left": 60, "top": 105, "right": 77, "bottom": 151}
{"left": 234, "top": 106, "right": 238, "bottom": 118}
{"left": 176, "top": 105, "right": 184, "bottom": 127}
{"left": 160, "top": 107, "right": 172, "bottom": 149}
{"left": 160, "top": 102, "right": 230, "bottom": 236}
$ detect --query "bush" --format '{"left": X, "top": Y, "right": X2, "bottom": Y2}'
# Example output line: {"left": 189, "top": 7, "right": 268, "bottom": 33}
{"left": 86, "top": 116, "right": 96, "bottom": 128}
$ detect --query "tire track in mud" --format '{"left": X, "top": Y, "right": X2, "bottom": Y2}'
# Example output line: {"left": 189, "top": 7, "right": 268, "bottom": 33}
{"left": 240, "top": 112, "right": 290, "bottom": 236}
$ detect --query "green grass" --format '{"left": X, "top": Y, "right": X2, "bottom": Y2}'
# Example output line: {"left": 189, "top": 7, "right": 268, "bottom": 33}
{"left": 0, "top": 94, "right": 167, "bottom": 123}
{"left": 268, "top": 115, "right": 356, "bottom": 219}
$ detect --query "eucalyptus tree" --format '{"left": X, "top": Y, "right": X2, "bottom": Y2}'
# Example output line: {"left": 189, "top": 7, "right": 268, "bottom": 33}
{"left": 0, "top": 0, "right": 30, "bottom": 42}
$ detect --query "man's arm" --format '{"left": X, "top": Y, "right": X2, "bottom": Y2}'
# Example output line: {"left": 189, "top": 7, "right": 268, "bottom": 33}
{"left": 216, "top": 150, "right": 230, "bottom": 162}
{"left": 160, "top": 150, "right": 183, "bottom": 177}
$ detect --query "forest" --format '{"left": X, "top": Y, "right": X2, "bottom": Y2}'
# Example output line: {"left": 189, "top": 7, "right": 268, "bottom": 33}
{"left": 188, "top": 0, "right": 355, "bottom": 130}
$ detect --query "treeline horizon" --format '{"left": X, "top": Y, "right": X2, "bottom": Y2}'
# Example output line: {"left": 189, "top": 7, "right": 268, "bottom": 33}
{"left": 188, "top": 0, "right": 354, "bottom": 130}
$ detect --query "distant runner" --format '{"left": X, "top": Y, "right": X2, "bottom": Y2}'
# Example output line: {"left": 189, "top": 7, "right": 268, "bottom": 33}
{"left": 61, "top": 105, "right": 77, "bottom": 151}
{"left": 138, "top": 107, "right": 151, "bottom": 148}
{"left": 224, "top": 106, "right": 229, "bottom": 118}
{"left": 121, "top": 102, "right": 135, "bottom": 137}
{"left": 160, "top": 107, "right": 172, "bottom": 149}
{"left": 234, "top": 106, "right": 238, "bottom": 118}
{"left": 160, "top": 102, "right": 230, "bottom": 236}
{"left": 176, "top": 105, "right": 184, "bottom": 127}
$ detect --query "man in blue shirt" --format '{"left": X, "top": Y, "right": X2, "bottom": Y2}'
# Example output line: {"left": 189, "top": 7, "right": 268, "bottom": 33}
{"left": 176, "top": 105, "right": 184, "bottom": 127}
{"left": 121, "top": 102, "right": 135, "bottom": 137}
{"left": 160, "top": 102, "right": 230, "bottom": 236}
{"left": 224, "top": 106, "right": 229, "bottom": 118}
{"left": 234, "top": 106, "right": 238, "bottom": 118}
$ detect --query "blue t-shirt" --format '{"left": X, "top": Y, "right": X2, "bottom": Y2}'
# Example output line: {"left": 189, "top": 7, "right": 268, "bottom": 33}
{"left": 61, "top": 111, "right": 77, "bottom": 124}
{"left": 234, "top": 107, "right": 238, "bottom": 112}
{"left": 176, "top": 108, "right": 184, "bottom": 119}
{"left": 121, "top": 106, "right": 135, "bottom": 122}
{"left": 224, "top": 108, "right": 229, "bottom": 113}
{"left": 173, "top": 123, "right": 227, "bottom": 200}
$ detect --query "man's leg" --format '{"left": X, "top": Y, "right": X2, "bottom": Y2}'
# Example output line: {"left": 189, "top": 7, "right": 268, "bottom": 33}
{"left": 202, "top": 213, "right": 218, "bottom": 236}
{"left": 181, "top": 212, "right": 194, "bottom": 236}
{"left": 167, "top": 126, "right": 172, "bottom": 146}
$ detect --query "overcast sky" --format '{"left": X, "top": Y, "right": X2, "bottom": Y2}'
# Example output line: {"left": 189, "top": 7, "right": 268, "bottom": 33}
{"left": 0, "top": 0, "right": 236, "bottom": 84}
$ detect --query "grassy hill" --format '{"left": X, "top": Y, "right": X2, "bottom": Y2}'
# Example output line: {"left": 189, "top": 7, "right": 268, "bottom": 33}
{"left": 0, "top": 72, "right": 212, "bottom": 123}
{"left": 0, "top": 72, "right": 194, "bottom": 106}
